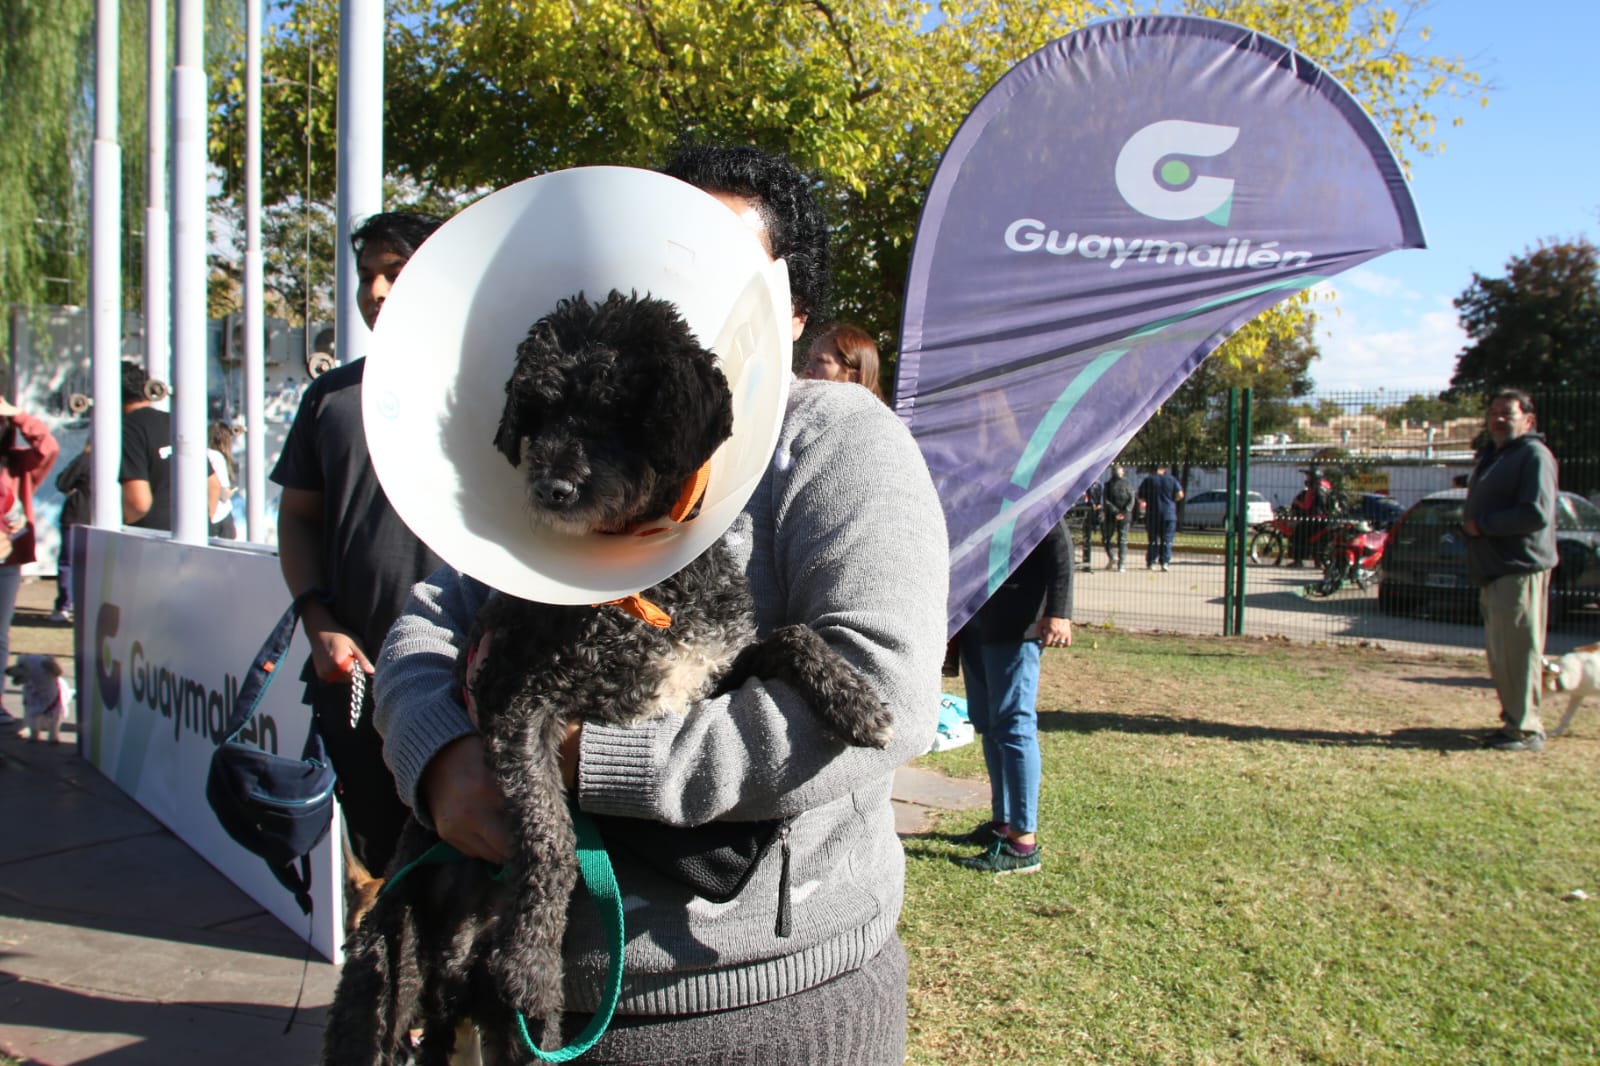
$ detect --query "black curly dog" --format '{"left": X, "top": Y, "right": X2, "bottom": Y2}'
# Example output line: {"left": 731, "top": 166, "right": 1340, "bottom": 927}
{"left": 322, "top": 291, "right": 891, "bottom": 1065}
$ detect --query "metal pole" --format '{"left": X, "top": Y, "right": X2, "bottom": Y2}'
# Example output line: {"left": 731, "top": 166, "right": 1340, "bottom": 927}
{"left": 1223, "top": 388, "right": 1238, "bottom": 636}
{"left": 145, "top": 0, "right": 170, "bottom": 388}
{"left": 170, "top": 0, "right": 208, "bottom": 542}
{"left": 335, "top": 0, "right": 385, "bottom": 366}
{"left": 244, "top": 0, "right": 266, "bottom": 541}
{"left": 89, "top": 0, "right": 123, "bottom": 531}
{"left": 1233, "top": 388, "right": 1253, "bottom": 635}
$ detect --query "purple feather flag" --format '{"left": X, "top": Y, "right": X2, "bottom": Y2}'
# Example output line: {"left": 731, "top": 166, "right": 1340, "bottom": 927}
{"left": 893, "top": 15, "right": 1426, "bottom": 635}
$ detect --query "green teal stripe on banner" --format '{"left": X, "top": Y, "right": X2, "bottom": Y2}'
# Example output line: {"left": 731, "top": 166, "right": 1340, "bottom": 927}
{"left": 987, "top": 501, "right": 1018, "bottom": 596}
{"left": 1010, "top": 349, "right": 1125, "bottom": 489}
{"left": 988, "top": 275, "right": 1324, "bottom": 599}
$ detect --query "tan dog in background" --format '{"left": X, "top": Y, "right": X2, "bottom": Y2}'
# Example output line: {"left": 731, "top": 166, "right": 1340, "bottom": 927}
{"left": 1541, "top": 642, "right": 1600, "bottom": 737}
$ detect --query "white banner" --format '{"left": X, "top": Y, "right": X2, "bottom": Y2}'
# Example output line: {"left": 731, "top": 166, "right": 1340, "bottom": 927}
{"left": 77, "top": 528, "right": 344, "bottom": 960}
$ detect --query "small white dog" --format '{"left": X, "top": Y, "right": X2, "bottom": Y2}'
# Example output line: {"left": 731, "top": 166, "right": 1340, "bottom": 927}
{"left": 6, "top": 653, "right": 72, "bottom": 743}
{"left": 1541, "top": 642, "right": 1600, "bottom": 738}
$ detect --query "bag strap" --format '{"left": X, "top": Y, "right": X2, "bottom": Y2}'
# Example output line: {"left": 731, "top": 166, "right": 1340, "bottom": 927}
{"left": 219, "top": 589, "right": 325, "bottom": 745}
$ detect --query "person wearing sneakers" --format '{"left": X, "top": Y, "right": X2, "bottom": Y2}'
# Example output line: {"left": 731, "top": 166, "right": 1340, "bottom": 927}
{"left": 1136, "top": 463, "right": 1183, "bottom": 571}
{"left": 951, "top": 517, "right": 1073, "bottom": 874}
{"left": 1101, "top": 464, "right": 1135, "bottom": 571}
{"left": 1464, "top": 388, "right": 1558, "bottom": 753}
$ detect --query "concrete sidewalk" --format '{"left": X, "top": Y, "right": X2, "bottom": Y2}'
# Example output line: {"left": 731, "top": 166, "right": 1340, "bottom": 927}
{"left": 0, "top": 733, "right": 981, "bottom": 1066}
{"left": 0, "top": 572, "right": 984, "bottom": 1064}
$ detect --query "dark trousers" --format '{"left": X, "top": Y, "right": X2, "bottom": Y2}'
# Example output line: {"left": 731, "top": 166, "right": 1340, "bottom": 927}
{"left": 1145, "top": 511, "right": 1177, "bottom": 566}
{"left": 308, "top": 674, "right": 411, "bottom": 876}
{"left": 1080, "top": 514, "right": 1100, "bottom": 564}
{"left": 1101, "top": 513, "right": 1131, "bottom": 565}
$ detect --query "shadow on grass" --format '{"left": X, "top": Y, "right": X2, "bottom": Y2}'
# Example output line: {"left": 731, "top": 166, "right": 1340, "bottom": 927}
{"left": 1034, "top": 707, "right": 1489, "bottom": 752}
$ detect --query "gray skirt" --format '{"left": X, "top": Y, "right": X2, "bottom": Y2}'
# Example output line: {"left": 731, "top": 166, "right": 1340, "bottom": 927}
{"left": 552, "top": 935, "right": 908, "bottom": 1066}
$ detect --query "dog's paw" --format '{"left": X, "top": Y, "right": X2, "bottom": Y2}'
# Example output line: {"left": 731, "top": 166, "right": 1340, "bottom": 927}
{"left": 839, "top": 697, "right": 894, "bottom": 749}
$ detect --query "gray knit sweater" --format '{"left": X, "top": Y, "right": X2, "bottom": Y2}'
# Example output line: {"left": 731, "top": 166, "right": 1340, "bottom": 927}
{"left": 374, "top": 379, "right": 949, "bottom": 1015}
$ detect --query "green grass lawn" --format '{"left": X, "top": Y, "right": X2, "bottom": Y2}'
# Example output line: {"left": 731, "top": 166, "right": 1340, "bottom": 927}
{"left": 902, "top": 629, "right": 1600, "bottom": 1064}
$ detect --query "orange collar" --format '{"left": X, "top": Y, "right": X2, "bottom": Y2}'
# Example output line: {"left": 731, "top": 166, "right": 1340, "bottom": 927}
{"left": 598, "top": 594, "right": 673, "bottom": 628}
{"left": 622, "top": 460, "right": 712, "bottom": 538}
{"left": 591, "top": 462, "right": 712, "bottom": 628}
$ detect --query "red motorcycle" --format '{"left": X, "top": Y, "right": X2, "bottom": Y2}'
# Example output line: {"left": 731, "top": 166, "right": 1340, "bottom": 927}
{"left": 1248, "top": 509, "right": 1342, "bottom": 568}
{"left": 1307, "top": 518, "right": 1389, "bottom": 597}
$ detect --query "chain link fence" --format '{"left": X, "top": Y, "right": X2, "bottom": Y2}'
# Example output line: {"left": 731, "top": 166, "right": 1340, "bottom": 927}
{"left": 1070, "top": 388, "right": 1600, "bottom": 657}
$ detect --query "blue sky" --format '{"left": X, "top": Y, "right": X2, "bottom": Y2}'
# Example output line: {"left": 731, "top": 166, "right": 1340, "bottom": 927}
{"left": 1309, "top": 1, "right": 1600, "bottom": 395}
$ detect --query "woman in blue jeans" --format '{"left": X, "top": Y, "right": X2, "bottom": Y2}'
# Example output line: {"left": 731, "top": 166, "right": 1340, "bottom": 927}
{"left": 954, "top": 518, "right": 1074, "bottom": 874}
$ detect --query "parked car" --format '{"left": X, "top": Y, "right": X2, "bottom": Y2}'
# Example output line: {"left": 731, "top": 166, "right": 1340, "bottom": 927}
{"left": 1180, "top": 489, "right": 1274, "bottom": 530}
{"left": 1350, "top": 492, "right": 1405, "bottom": 531}
{"left": 1378, "top": 488, "right": 1600, "bottom": 624}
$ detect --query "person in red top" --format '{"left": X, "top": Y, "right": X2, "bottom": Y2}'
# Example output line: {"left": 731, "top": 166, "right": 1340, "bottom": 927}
{"left": 1288, "top": 466, "right": 1333, "bottom": 566}
{"left": 0, "top": 398, "right": 59, "bottom": 722}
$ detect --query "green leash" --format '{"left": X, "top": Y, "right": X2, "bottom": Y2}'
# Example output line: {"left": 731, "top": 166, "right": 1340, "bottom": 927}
{"left": 381, "top": 810, "right": 625, "bottom": 1062}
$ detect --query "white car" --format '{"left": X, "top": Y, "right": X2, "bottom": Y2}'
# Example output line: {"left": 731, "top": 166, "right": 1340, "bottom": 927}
{"left": 1180, "top": 489, "right": 1274, "bottom": 530}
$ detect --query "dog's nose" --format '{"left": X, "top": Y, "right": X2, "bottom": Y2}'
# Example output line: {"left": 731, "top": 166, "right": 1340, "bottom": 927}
{"left": 533, "top": 478, "right": 579, "bottom": 509}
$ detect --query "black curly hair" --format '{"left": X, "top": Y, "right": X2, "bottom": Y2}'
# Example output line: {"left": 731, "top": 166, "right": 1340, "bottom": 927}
{"left": 350, "top": 210, "right": 445, "bottom": 260}
{"left": 121, "top": 360, "right": 150, "bottom": 404}
{"left": 662, "top": 145, "right": 831, "bottom": 324}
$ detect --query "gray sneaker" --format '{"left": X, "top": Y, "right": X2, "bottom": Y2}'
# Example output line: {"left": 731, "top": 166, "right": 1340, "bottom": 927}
{"left": 957, "top": 839, "right": 1042, "bottom": 875}
{"left": 1484, "top": 730, "right": 1544, "bottom": 752}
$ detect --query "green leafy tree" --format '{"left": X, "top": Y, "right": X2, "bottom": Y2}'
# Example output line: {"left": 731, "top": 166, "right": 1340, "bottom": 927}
{"left": 3, "top": 0, "right": 245, "bottom": 366}
{"left": 208, "top": 0, "right": 1482, "bottom": 378}
{"left": 1375, "top": 391, "right": 1478, "bottom": 428}
{"left": 1451, "top": 238, "right": 1600, "bottom": 393}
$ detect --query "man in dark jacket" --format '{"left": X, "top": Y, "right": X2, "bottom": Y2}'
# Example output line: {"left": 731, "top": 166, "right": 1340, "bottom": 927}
{"left": 1079, "top": 480, "right": 1103, "bottom": 570}
{"left": 1463, "top": 388, "right": 1558, "bottom": 752}
{"left": 1101, "top": 464, "right": 1136, "bottom": 571}
{"left": 52, "top": 443, "right": 91, "bottom": 622}
{"left": 952, "top": 519, "right": 1073, "bottom": 874}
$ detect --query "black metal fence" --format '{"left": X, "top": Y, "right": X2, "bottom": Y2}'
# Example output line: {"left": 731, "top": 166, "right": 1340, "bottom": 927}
{"left": 1070, "top": 388, "right": 1600, "bottom": 657}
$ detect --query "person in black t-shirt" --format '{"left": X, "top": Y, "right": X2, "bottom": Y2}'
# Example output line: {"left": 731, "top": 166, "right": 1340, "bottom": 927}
{"left": 120, "top": 361, "right": 174, "bottom": 531}
{"left": 271, "top": 210, "right": 445, "bottom": 879}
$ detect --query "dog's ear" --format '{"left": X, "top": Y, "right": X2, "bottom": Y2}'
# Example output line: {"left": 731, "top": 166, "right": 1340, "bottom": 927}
{"left": 645, "top": 347, "right": 734, "bottom": 476}
{"left": 493, "top": 405, "right": 523, "bottom": 468}
{"left": 41, "top": 656, "right": 62, "bottom": 679}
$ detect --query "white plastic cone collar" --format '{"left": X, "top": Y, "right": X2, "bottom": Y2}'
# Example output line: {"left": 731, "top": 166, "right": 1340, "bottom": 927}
{"left": 362, "top": 166, "right": 793, "bottom": 603}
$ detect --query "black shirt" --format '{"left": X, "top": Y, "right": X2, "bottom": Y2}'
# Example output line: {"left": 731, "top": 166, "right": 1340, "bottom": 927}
{"left": 121, "top": 406, "right": 173, "bottom": 531}
{"left": 270, "top": 360, "right": 444, "bottom": 659}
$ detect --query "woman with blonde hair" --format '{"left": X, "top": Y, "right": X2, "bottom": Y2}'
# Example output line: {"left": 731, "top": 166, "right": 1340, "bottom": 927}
{"left": 803, "top": 322, "right": 885, "bottom": 401}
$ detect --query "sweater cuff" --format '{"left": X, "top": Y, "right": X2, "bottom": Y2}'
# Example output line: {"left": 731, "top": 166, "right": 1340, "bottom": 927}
{"left": 574, "top": 717, "right": 675, "bottom": 819}
{"left": 385, "top": 697, "right": 477, "bottom": 829}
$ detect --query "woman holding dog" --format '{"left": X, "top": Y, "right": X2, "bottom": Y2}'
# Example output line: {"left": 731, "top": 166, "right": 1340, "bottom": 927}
{"left": 374, "top": 148, "right": 947, "bottom": 1064}
{"left": 0, "top": 398, "right": 58, "bottom": 723}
